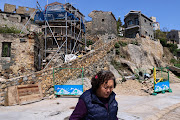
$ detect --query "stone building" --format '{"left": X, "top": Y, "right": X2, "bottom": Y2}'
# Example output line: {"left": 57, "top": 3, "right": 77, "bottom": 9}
{"left": 0, "top": 33, "right": 44, "bottom": 79}
{"left": 167, "top": 30, "right": 180, "bottom": 44}
{"left": 86, "top": 10, "right": 117, "bottom": 35}
{"left": 124, "top": 10, "right": 154, "bottom": 39}
{"left": 150, "top": 16, "right": 160, "bottom": 31}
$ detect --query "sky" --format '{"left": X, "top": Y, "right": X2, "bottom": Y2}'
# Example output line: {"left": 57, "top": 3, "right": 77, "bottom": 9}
{"left": 0, "top": 0, "right": 180, "bottom": 31}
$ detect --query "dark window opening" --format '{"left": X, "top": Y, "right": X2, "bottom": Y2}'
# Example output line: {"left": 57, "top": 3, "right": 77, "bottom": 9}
{"left": 145, "top": 31, "right": 148, "bottom": 35}
{"left": 150, "top": 23, "right": 152, "bottom": 26}
{"left": 144, "top": 19, "right": 146, "bottom": 23}
{"left": 134, "top": 18, "right": 139, "bottom": 25}
{"left": 2, "top": 42, "right": 11, "bottom": 57}
{"left": 102, "top": 19, "right": 104, "bottom": 22}
{"left": 173, "top": 35, "right": 175, "bottom": 38}
{"left": 128, "top": 20, "right": 133, "bottom": 25}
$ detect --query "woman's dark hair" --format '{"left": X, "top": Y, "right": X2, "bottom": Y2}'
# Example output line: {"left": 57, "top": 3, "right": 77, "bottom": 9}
{"left": 91, "top": 70, "right": 116, "bottom": 92}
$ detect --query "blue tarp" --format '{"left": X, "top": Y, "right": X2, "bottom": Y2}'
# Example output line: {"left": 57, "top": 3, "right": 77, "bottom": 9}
{"left": 34, "top": 5, "right": 85, "bottom": 32}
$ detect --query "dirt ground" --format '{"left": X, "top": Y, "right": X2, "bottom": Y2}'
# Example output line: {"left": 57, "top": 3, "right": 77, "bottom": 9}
{"left": 0, "top": 81, "right": 180, "bottom": 120}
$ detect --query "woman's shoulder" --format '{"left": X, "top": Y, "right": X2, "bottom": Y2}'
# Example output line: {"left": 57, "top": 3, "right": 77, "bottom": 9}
{"left": 80, "top": 89, "right": 92, "bottom": 100}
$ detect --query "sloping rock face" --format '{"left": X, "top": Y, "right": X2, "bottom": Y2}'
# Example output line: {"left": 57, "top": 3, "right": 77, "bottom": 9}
{"left": 126, "top": 38, "right": 165, "bottom": 71}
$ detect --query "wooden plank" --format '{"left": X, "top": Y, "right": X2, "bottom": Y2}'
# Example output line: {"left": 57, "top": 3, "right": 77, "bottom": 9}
{"left": 38, "top": 82, "right": 43, "bottom": 99}
{"left": 19, "top": 94, "right": 42, "bottom": 105}
{"left": 7, "top": 86, "right": 18, "bottom": 106}
{"left": 18, "top": 87, "right": 40, "bottom": 96}
{"left": 17, "top": 84, "right": 38, "bottom": 89}
{"left": 17, "top": 83, "right": 43, "bottom": 105}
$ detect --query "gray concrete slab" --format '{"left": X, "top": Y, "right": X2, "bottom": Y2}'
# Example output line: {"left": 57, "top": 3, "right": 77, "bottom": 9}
{"left": 0, "top": 83, "right": 180, "bottom": 120}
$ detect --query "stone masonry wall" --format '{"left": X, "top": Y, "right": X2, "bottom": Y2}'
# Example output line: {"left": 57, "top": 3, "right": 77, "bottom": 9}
{"left": 4, "top": 4, "right": 16, "bottom": 13}
{"left": 0, "top": 37, "right": 119, "bottom": 106}
{"left": 88, "top": 11, "right": 117, "bottom": 35}
{"left": 0, "top": 34, "right": 36, "bottom": 78}
{"left": 4, "top": 3, "right": 36, "bottom": 15}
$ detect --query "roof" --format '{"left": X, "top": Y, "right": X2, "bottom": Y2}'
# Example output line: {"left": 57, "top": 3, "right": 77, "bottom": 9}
{"left": 45, "top": 2, "right": 85, "bottom": 17}
{"left": 124, "top": 10, "right": 153, "bottom": 22}
{"left": 88, "top": 10, "right": 116, "bottom": 21}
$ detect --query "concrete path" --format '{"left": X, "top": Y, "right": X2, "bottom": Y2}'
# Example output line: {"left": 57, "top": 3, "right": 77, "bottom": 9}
{"left": 0, "top": 83, "right": 180, "bottom": 120}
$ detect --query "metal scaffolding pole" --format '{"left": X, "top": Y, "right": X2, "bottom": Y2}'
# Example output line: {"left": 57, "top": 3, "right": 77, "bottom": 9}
{"left": 66, "top": 11, "right": 68, "bottom": 54}
{"left": 43, "top": 40, "right": 67, "bottom": 70}
{"left": 20, "top": 9, "right": 37, "bottom": 34}
{"left": 44, "top": 0, "right": 48, "bottom": 58}
{"left": 46, "top": 21, "right": 60, "bottom": 48}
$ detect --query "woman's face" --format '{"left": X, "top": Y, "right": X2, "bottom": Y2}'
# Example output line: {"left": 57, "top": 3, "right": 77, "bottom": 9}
{"left": 96, "top": 80, "right": 114, "bottom": 98}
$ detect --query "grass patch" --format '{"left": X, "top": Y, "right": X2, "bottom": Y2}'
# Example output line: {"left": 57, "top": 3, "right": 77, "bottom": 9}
{"left": 0, "top": 25, "right": 21, "bottom": 34}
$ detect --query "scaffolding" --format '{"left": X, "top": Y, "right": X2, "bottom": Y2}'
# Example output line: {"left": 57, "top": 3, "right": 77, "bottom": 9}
{"left": 34, "top": 1, "right": 86, "bottom": 69}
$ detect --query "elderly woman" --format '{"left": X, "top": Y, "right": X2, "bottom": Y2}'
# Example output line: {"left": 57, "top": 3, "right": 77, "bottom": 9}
{"left": 70, "top": 70, "right": 118, "bottom": 120}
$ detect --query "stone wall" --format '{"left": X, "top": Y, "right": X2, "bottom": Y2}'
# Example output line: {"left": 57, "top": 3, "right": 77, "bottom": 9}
{"left": 4, "top": 4, "right": 16, "bottom": 13}
{"left": 88, "top": 11, "right": 117, "bottom": 35}
{"left": 0, "top": 34, "right": 35, "bottom": 78}
{"left": 0, "top": 33, "right": 44, "bottom": 79}
{"left": 4, "top": 3, "right": 36, "bottom": 15}
{"left": 0, "top": 37, "right": 119, "bottom": 106}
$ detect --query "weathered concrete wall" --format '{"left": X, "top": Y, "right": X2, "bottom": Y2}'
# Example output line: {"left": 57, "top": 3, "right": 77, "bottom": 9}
{"left": 88, "top": 11, "right": 117, "bottom": 35}
{"left": 139, "top": 15, "right": 154, "bottom": 39}
{"left": 4, "top": 4, "right": 16, "bottom": 13}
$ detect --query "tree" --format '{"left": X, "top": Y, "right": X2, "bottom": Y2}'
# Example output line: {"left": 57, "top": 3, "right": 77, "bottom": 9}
{"left": 155, "top": 30, "right": 167, "bottom": 47}
{"left": 117, "top": 17, "right": 122, "bottom": 33}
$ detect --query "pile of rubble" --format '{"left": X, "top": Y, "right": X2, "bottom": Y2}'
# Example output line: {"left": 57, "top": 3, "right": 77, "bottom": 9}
{"left": 114, "top": 80, "right": 153, "bottom": 96}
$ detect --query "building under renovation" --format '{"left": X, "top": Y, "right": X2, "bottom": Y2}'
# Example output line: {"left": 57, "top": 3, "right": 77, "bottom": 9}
{"left": 34, "top": 2, "right": 86, "bottom": 65}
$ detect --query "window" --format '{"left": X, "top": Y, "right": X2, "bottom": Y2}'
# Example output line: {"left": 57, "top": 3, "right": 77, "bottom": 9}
{"left": 145, "top": 31, "right": 148, "bottom": 35}
{"left": 128, "top": 20, "right": 133, "bottom": 25}
{"left": 134, "top": 18, "right": 139, "bottom": 25}
{"left": 102, "top": 19, "right": 104, "bottom": 22}
{"left": 2, "top": 42, "right": 11, "bottom": 57}
{"left": 144, "top": 19, "right": 146, "bottom": 23}
{"left": 150, "top": 23, "right": 152, "bottom": 26}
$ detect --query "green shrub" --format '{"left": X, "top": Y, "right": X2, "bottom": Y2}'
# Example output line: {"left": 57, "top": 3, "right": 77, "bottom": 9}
{"left": 116, "top": 49, "right": 120, "bottom": 55}
{"left": 160, "top": 38, "right": 167, "bottom": 47}
{"left": 131, "top": 41, "right": 138, "bottom": 45}
{"left": 118, "top": 41, "right": 127, "bottom": 47}
{"left": 86, "top": 40, "right": 94, "bottom": 47}
{"left": 111, "top": 60, "right": 121, "bottom": 69}
{"left": 170, "top": 59, "right": 176, "bottom": 64}
{"left": 167, "top": 43, "right": 178, "bottom": 56}
{"left": 174, "top": 64, "right": 180, "bottom": 68}
{"left": 0, "top": 26, "right": 21, "bottom": 34}
{"left": 114, "top": 42, "right": 120, "bottom": 48}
